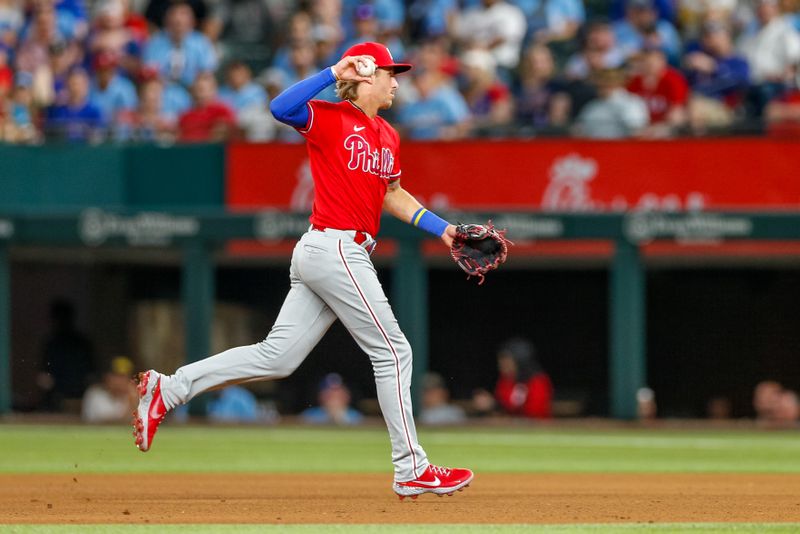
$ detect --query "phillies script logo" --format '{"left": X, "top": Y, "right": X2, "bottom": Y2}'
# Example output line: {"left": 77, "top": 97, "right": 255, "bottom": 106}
{"left": 343, "top": 134, "right": 396, "bottom": 179}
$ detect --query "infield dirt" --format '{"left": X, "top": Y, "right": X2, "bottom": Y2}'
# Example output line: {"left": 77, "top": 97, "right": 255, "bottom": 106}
{"left": 3, "top": 473, "right": 800, "bottom": 524}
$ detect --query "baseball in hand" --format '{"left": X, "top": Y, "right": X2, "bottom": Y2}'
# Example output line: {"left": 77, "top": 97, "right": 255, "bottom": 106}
{"left": 356, "top": 58, "right": 376, "bottom": 77}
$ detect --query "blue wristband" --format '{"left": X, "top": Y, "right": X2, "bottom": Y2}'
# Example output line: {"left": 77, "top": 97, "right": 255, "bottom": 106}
{"left": 411, "top": 208, "right": 449, "bottom": 237}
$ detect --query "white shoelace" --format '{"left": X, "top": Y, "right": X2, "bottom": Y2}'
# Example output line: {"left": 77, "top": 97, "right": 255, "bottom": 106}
{"left": 429, "top": 465, "right": 452, "bottom": 477}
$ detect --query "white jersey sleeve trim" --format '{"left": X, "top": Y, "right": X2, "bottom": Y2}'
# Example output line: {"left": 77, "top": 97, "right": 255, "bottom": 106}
{"left": 297, "top": 102, "right": 315, "bottom": 134}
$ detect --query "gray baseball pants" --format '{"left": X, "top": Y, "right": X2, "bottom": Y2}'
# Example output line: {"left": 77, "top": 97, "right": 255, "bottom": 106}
{"left": 158, "top": 228, "right": 429, "bottom": 482}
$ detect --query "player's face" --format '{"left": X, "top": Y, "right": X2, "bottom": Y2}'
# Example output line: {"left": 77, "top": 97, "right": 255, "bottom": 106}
{"left": 373, "top": 68, "right": 399, "bottom": 109}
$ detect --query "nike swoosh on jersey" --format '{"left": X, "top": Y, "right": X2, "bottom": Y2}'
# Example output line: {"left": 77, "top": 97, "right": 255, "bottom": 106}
{"left": 354, "top": 125, "right": 366, "bottom": 132}
{"left": 413, "top": 476, "right": 441, "bottom": 487}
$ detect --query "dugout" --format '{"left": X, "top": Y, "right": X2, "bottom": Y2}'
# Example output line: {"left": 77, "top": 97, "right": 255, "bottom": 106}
{"left": 4, "top": 210, "right": 800, "bottom": 420}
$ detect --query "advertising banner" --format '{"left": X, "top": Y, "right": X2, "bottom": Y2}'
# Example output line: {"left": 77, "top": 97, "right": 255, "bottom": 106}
{"left": 227, "top": 139, "right": 800, "bottom": 212}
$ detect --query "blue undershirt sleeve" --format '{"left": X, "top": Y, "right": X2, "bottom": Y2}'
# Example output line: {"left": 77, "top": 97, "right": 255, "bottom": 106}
{"left": 269, "top": 68, "right": 337, "bottom": 129}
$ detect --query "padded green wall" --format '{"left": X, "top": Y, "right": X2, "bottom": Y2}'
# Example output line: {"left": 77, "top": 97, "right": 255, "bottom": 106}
{"left": 0, "top": 144, "right": 224, "bottom": 210}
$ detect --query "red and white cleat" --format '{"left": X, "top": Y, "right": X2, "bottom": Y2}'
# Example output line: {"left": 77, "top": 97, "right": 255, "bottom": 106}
{"left": 131, "top": 370, "right": 167, "bottom": 452}
{"left": 394, "top": 464, "right": 473, "bottom": 500}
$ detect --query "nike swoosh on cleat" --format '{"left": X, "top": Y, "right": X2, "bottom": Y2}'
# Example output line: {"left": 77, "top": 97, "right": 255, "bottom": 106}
{"left": 148, "top": 401, "right": 161, "bottom": 420}
{"left": 413, "top": 476, "right": 441, "bottom": 487}
{"left": 354, "top": 125, "right": 366, "bottom": 132}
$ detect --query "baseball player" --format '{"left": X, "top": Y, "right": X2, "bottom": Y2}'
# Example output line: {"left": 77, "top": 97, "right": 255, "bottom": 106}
{"left": 132, "top": 42, "right": 473, "bottom": 499}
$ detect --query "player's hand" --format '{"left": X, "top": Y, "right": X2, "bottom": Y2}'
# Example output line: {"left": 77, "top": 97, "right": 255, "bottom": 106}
{"left": 440, "top": 224, "right": 457, "bottom": 248}
{"left": 333, "top": 55, "right": 376, "bottom": 84}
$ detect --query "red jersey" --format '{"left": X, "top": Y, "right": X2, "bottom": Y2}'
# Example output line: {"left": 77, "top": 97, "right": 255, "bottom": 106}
{"left": 495, "top": 373, "right": 553, "bottom": 419}
{"left": 178, "top": 101, "right": 236, "bottom": 142}
{"left": 300, "top": 99, "right": 401, "bottom": 238}
{"left": 627, "top": 67, "right": 689, "bottom": 123}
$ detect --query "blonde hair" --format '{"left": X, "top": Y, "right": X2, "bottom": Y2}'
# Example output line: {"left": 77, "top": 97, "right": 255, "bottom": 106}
{"left": 335, "top": 79, "right": 360, "bottom": 101}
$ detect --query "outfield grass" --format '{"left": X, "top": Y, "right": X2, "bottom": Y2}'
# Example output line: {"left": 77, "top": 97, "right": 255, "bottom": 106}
{"left": 1, "top": 423, "right": 800, "bottom": 474}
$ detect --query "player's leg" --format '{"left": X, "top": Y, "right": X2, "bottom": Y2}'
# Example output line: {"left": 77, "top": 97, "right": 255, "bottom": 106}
{"left": 158, "top": 281, "right": 336, "bottom": 409}
{"left": 133, "top": 243, "right": 337, "bottom": 451}
{"left": 305, "top": 239, "right": 472, "bottom": 497}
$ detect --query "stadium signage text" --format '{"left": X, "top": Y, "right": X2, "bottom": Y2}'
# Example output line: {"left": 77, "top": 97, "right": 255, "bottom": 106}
{"left": 254, "top": 211, "right": 310, "bottom": 241}
{"left": 624, "top": 213, "right": 754, "bottom": 244}
{"left": 491, "top": 214, "right": 564, "bottom": 240}
{"left": 79, "top": 208, "right": 200, "bottom": 246}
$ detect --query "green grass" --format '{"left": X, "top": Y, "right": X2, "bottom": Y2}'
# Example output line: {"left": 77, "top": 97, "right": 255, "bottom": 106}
{"left": 2, "top": 423, "right": 800, "bottom": 474}
{"left": 2, "top": 524, "right": 800, "bottom": 534}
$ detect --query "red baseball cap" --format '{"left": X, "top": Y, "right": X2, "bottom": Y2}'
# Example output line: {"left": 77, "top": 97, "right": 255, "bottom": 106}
{"left": 341, "top": 42, "right": 412, "bottom": 74}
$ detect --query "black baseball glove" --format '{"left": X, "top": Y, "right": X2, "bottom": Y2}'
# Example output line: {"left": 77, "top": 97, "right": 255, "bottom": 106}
{"left": 450, "top": 222, "right": 512, "bottom": 284}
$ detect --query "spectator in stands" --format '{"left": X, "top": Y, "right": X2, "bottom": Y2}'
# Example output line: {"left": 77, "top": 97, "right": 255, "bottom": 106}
{"left": 0, "top": 43, "right": 11, "bottom": 95}
{"left": 115, "top": 76, "right": 177, "bottom": 142}
{"left": 301, "top": 373, "right": 364, "bottom": 426}
{"left": 138, "top": 64, "right": 192, "bottom": 119}
{"left": 119, "top": 0, "right": 149, "bottom": 44}
{"left": 737, "top": 0, "right": 800, "bottom": 117}
{"left": 754, "top": 380, "right": 800, "bottom": 426}
{"left": 3, "top": 71, "right": 40, "bottom": 143}
{"left": 341, "top": 0, "right": 405, "bottom": 42}
{"left": 612, "top": 0, "right": 682, "bottom": 63}
{"left": 611, "top": 0, "right": 677, "bottom": 23}
{"left": 785, "top": 0, "right": 800, "bottom": 32}
{"left": 626, "top": 45, "right": 689, "bottom": 137}
{"left": 573, "top": 67, "right": 649, "bottom": 138}
{"left": 145, "top": 0, "right": 208, "bottom": 30}
{"left": 142, "top": 1, "right": 218, "bottom": 87}
{"left": 89, "top": 50, "right": 137, "bottom": 124}
{"left": 37, "top": 298, "right": 96, "bottom": 412}
{"left": 452, "top": 0, "right": 527, "bottom": 77}
{"left": 409, "top": 36, "right": 459, "bottom": 82}
{"left": 269, "top": 10, "right": 314, "bottom": 73}
{"left": 0, "top": 0, "right": 23, "bottom": 49}
{"left": 178, "top": 71, "right": 236, "bottom": 142}
{"left": 45, "top": 67, "right": 106, "bottom": 142}
{"left": 396, "top": 67, "right": 471, "bottom": 140}
{"left": 88, "top": 0, "right": 144, "bottom": 78}
{"left": 44, "top": 39, "right": 83, "bottom": 107}
{"left": 774, "top": 389, "right": 800, "bottom": 423}
{"left": 261, "top": 39, "right": 320, "bottom": 97}
{"left": 683, "top": 20, "right": 750, "bottom": 133}
{"left": 706, "top": 395, "right": 732, "bottom": 419}
{"left": 564, "top": 21, "right": 626, "bottom": 81}
{"left": 675, "top": 0, "right": 740, "bottom": 40}
{"left": 15, "top": 2, "right": 67, "bottom": 76}
{"left": 219, "top": 60, "right": 274, "bottom": 141}
{"left": 81, "top": 356, "right": 138, "bottom": 423}
{"left": 219, "top": 60, "right": 267, "bottom": 112}
{"left": 636, "top": 386, "right": 657, "bottom": 420}
{"left": 311, "top": 22, "right": 342, "bottom": 68}
{"left": 515, "top": 0, "right": 585, "bottom": 52}
{"left": 494, "top": 338, "right": 553, "bottom": 419}
{"left": 514, "top": 44, "right": 570, "bottom": 131}
{"left": 309, "top": 0, "right": 345, "bottom": 65}
{"left": 266, "top": 38, "right": 340, "bottom": 106}
{"left": 406, "top": 0, "right": 459, "bottom": 41}
{"left": 338, "top": 3, "right": 405, "bottom": 62}
{"left": 419, "top": 372, "right": 467, "bottom": 426}
{"left": 206, "top": 385, "right": 270, "bottom": 423}
{"left": 753, "top": 380, "right": 782, "bottom": 419}
{"left": 459, "top": 48, "right": 513, "bottom": 135}
{"left": 46, "top": 0, "right": 89, "bottom": 42}
{"left": 202, "top": 0, "right": 274, "bottom": 68}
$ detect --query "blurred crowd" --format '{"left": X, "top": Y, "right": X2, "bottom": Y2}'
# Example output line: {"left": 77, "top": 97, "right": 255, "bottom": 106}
{"left": 1, "top": 0, "right": 800, "bottom": 144}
